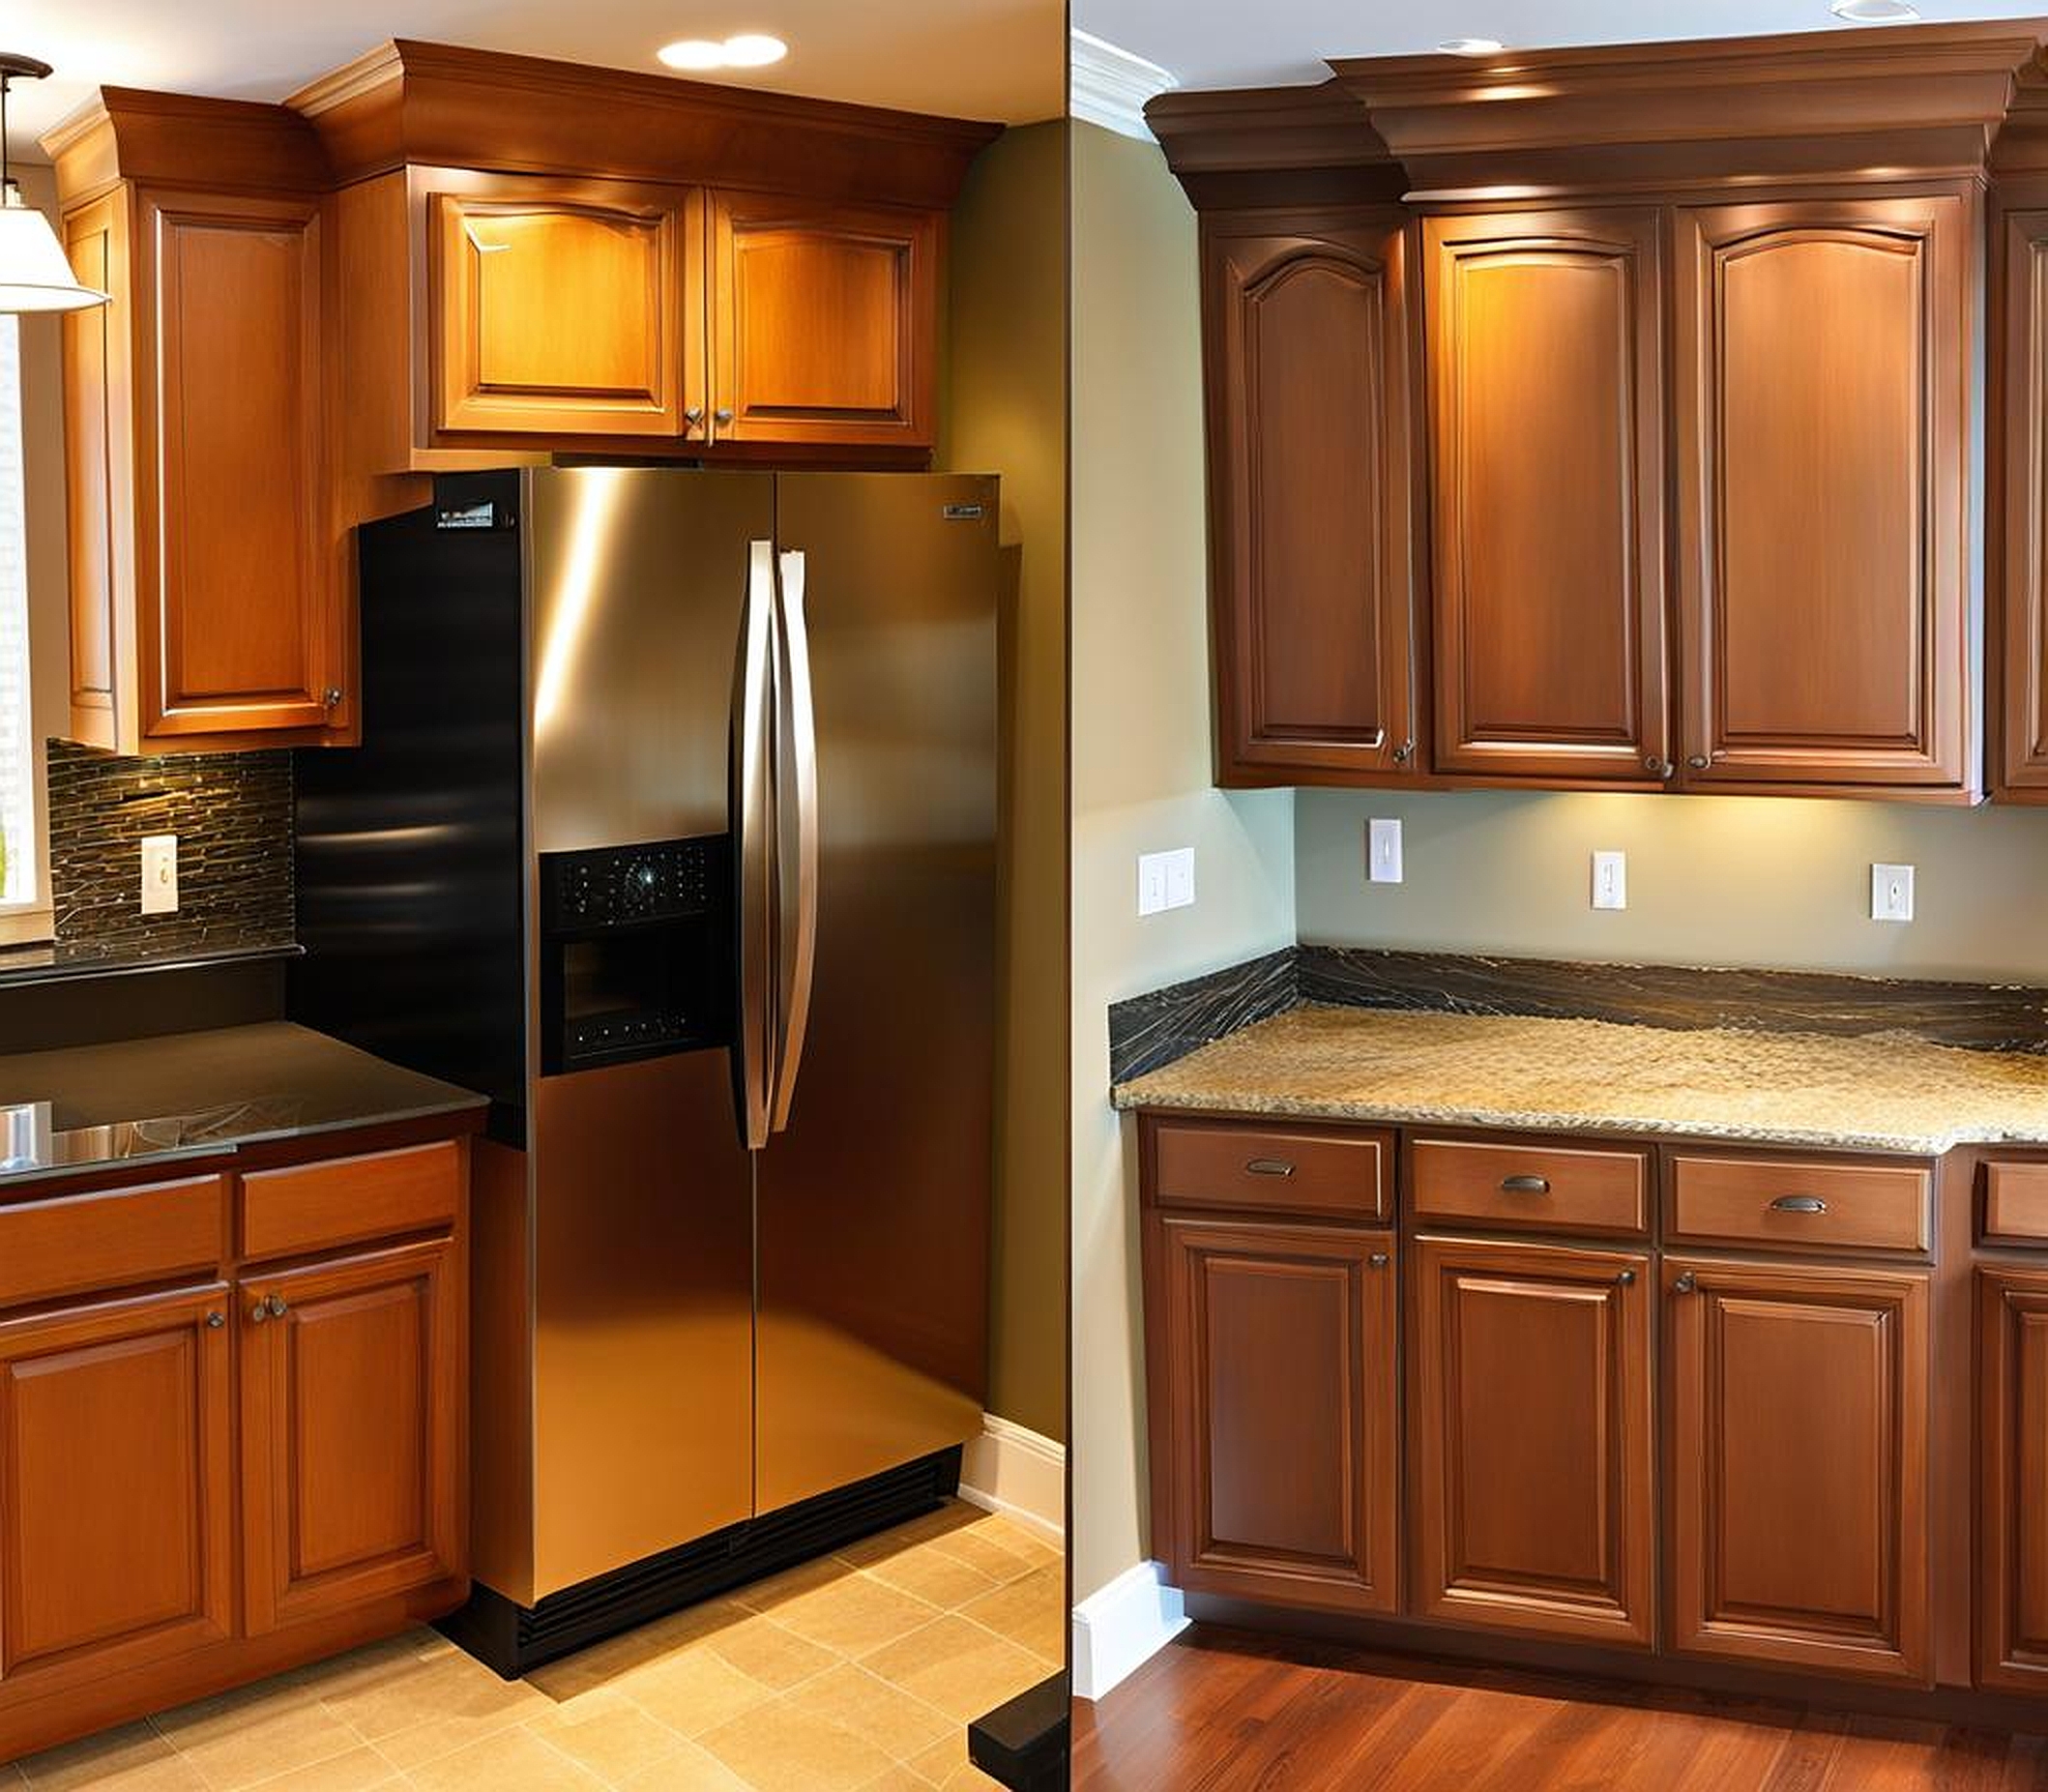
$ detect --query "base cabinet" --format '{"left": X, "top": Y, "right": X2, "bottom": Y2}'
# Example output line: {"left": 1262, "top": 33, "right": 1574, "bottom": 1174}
{"left": 1979, "top": 1265, "right": 2048, "bottom": 1689}
{"left": 0, "top": 1287, "right": 236, "bottom": 1700}
{"left": 1410, "top": 1236, "right": 1653, "bottom": 1645}
{"left": 1150, "top": 1215, "right": 1397, "bottom": 1613}
{"left": 1666, "top": 1256, "right": 1930, "bottom": 1683}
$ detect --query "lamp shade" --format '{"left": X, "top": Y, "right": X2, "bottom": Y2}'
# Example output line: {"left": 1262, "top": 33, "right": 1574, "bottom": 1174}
{"left": 0, "top": 191, "right": 106, "bottom": 312}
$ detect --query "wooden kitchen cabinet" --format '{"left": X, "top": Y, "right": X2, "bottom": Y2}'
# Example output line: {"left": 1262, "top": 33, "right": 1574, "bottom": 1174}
{"left": 1422, "top": 209, "right": 1671, "bottom": 787}
{"left": 1667, "top": 1255, "right": 1930, "bottom": 1682}
{"left": 1978, "top": 1265, "right": 2048, "bottom": 1689}
{"left": 1672, "top": 195, "right": 1973, "bottom": 794}
{"left": 1410, "top": 1235, "right": 1654, "bottom": 1645}
{"left": 58, "top": 179, "right": 347, "bottom": 753}
{"left": 1148, "top": 1213, "right": 1398, "bottom": 1614}
{"left": 0, "top": 1285, "right": 235, "bottom": 1698}
{"left": 1995, "top": 208, "right": 2048, "bottom": 799}
{"left": 426, "top": 175, "right": 702, "bottom": 442}
{"left": 709, "top": 192, "right": 938, "bottom": 449}
{"left": 1201, "top": 209, "right": 1420, "bottom": 783}
{"left": 240, "top": 1237, "right": 464, "bottom": 1635}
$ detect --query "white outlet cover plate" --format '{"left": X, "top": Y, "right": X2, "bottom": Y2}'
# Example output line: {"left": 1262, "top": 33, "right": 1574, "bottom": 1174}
{"left": 140, "top": 834, "right": 178, "bottom": 916}
{"left": 1137, "top": 847, "right": 1196, "bottom": 917}
{"left": 1591, "top": 849, "right": 1627, "bottom": 912}
{"left": 1871, "top": 862, "right": 1915, "bottom": 923}
{"left": 1367, "top": 818, "right": 1403, "bottom": 885}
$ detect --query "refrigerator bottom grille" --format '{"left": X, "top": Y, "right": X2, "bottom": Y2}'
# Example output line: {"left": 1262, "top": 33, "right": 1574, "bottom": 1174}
{"left": 437, "top": 1446, "right": 963, "bottom": 1678}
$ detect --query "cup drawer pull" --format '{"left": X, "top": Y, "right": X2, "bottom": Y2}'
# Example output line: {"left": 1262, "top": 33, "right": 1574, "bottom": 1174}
{"left": 1244, "top": 1158, "right": 1297, "bottom": 1179}
{"left": 1500, "top": 1174, "right": 1552, "bottom": 1194}
{"left": 1770, "top": 1194, "right": 1829, "bottom": 1215}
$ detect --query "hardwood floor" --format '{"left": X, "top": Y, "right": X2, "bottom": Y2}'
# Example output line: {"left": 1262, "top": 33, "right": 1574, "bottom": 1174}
{"left": 1070, "top": 1625, "right": 2048, "bottom": 1791}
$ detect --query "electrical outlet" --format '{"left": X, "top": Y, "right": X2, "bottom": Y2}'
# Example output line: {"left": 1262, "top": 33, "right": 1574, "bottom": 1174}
{"left": 1367, "top": 818, "right": 1403, "bottom": 885}
{"left": 1871, "top": 862, "right": 1915, "bottom": 924}
{"left": 1137, "top": 848, "right": 1196, "bottom": 917}
{"left": 140, "top": 834, "right": 178, "bottom": 915}
{"left": 1591, "top": 849, "right": 1627, "bottom": 912}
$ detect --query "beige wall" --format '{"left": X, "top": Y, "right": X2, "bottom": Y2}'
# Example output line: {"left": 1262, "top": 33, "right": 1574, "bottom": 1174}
{"left": 1297, "top": 788, "right": 2048, "bottom": 981}
{"left": 1069, "top": 123, "right": 1296, "bottom": 1601}
{"left": 944, "top": 121, "right": 1070, "bottom": 1444}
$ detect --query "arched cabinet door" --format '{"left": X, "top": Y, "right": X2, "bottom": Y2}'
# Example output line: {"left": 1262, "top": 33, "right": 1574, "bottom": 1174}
{"left": 1203, "top": 212, "right": 1421, "bottom": 785}
{"left": 1424, "top": 209, "right": 1672, "bottom": 787}
{"left": 1673, "top": 196, "right": 1972, "bottom": 794}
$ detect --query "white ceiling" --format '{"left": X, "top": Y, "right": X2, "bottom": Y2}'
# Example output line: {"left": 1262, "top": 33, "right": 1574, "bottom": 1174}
{"left": 1075, "top": 0, "right": 2048, "bottom": 95}
{"left": 1, "top": 0, "right": 1064, "bottom": 165}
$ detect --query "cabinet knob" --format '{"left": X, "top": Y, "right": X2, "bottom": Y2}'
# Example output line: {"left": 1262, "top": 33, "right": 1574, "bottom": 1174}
{"left": 686, "top": 406, "right": 705, "bottom": 426}
{"left": 266, "top": 1292, "right": 289, "bottom": 1318}
{"left": 1643, "top": 755, "right": 1675, "bottom": 778}
{"left": 1391, "top": 740, "right": 1414, "bottom": 765}
{"left": 1617, "top": 1270, "right": 1636, "bottom": 1286}
{"left": 1369, "top": 1251, "right": 1390, "bottom": 1269}
{"left": 249, "top": 1301, "right": 270, "bottom": 1325}
{"left": 1686, "top": 754, "right": 1710, "bottom": 771}
{"left": 323, "top": 687, "right": 343, "bottom": 710}
{"left": 205, "top": 1310, "right": 225, "bottom": 1330}
{"left": 715, "top": 408, "right": 735, "bottom": 426}
{"left": 1674, "top": 1272, "right": 1698, "bottom": 1295}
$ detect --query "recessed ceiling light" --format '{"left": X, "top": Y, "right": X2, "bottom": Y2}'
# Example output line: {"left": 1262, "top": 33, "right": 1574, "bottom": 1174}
{"left": 1439, "top": 37, "right": 1506, "bottom": 55}
{"left": 657, "top": 33, "right": 789, "bottom": 73}
{"left": 1830, "top": 0, "right": 1918, "bottom": 20}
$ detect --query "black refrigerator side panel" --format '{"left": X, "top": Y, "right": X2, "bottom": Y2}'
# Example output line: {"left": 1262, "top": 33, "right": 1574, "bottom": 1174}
{"left": 291, "top": 473, "right": 528, "bottom": 1140}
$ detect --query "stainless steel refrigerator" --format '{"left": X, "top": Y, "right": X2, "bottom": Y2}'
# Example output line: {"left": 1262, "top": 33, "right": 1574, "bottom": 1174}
{"left": 292, "top": 466, "right": 997, "bottom": 1672}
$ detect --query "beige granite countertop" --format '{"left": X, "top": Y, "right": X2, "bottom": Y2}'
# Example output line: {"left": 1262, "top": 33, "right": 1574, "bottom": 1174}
{"left": 1111, "top": 1005, "right": 2048, "bottom": 1155}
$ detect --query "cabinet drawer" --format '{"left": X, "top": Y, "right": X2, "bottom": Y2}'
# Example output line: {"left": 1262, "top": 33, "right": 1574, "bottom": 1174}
{"left": 1984, "top": 1162, "right": 2048, "bottom": 1245}
{"left": 1152, "top": 1122, "right": 1389, "bottom": 1222}
{"left": 1669, "top": 1154, "right": 1930, "bottom": 1254}
{"left": 241, "top": 1141, "right": 461, "bottom": 1261}
{"left": 0, "top": 1175, "right": 226, "bottom": 1308}
{"left": 1410, "top": 1137, "right": 1648, "bottom": 1237}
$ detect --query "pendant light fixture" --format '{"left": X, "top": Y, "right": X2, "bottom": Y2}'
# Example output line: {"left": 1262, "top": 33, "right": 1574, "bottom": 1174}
{"left": 0, "top": 54, "right": 106, "bottom": 312}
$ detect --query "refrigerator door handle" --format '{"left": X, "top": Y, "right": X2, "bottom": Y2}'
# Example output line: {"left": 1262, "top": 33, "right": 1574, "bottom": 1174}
{"left": 769, "top": 548, "right": 820, "bottom": 1133}
{"left": 732, "top": 539, "right": 777, "bottom": 1151}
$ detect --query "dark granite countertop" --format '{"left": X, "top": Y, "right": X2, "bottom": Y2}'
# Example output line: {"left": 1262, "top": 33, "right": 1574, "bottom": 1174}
{"left": 0, "top": 938, "right": 302, "bottom": 989}
{"left": 0, "top": 1021, "right": 486, "bottom": 1190}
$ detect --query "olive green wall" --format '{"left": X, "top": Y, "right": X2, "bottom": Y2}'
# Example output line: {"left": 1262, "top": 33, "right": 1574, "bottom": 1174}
{"left": 1069, "top": 123, "right": 1297, "bottom": 1601}
{"left": 943, "top": 120, "right": 1070, "bottom": 1446}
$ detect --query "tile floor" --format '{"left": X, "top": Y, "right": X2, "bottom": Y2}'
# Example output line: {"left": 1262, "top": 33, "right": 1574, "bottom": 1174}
{"left": 5, "top": 1502, "right": 1063, "bottom": 1792}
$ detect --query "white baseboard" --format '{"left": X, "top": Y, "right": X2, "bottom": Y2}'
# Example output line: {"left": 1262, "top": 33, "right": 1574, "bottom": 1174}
{"left": 1070, "top": 1561, "right": 1188, "bottom": 1701}
{"left": 958, "top": 1414, "right": 1065, "bottom": 1544}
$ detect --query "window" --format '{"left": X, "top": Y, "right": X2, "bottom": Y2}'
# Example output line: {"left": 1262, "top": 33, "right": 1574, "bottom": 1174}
{"left": 0, "top": 312, "right": 49, "bottom": 941}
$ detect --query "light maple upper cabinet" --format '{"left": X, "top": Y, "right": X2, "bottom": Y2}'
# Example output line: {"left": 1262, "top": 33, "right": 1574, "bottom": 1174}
{"left": 1148, "top": 1213, "right": 1398, "bottom": 1615}
{"left": 426, "top": 176, "right": 702, "bottom": 443}
{"left": 709, "top": 192, "right": 937, "bottom": 449}
{"left": 1667, "top": 1255, "right": 1930, "bottom": 1683}
{"left": 1672, "top": 196, "right": 1973, "bottom": 794}
{"left": 1202, "top": 210, "right": 1419, "bottom": 784}
{"left": 1411, "top": 1234, "right": 1655, "bottom": 1647}
{"left": 1423, "top": 210, "right": 1671, "bottom": 786}
{"left": 53, "top": 163, "right": 349, "bottom": 752}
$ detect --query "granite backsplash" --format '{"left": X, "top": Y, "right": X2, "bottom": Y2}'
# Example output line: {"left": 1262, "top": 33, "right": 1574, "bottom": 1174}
{"left": 43, "top": 740, "right": 296, "bottom": 965}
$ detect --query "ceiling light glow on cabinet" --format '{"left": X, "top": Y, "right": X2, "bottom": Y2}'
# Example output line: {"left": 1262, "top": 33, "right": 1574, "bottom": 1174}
{"left": 1829, "top": 0, "right": 1918, "bottom": 21}
{"left": 1439, "top": 37, "right": 1506, "bottom": 55}
{"left": 0, "top": 53, "right": 108, "bottom": 313}
{"left": 658, "top": 34, "right": 789, "bottom": 73}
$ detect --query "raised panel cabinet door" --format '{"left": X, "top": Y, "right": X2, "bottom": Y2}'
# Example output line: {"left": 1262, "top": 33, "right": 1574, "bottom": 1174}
{"left": 710, "top": 192, "right": 936, "bottom": 447}
{"left": 1149, "top": 1216, "right": 1397, "bottom": 1613}
{"left": 1424, "top": 209, "right": 1671, "bottom": 785}
{"left": 1667, "top": 1256, "right": 1930, "bottom": 1682}
{"left": 1674, "top": 196, "right": 1971, "bottom": 791}
{"left": 1978, "top": 1266, "right": 2048, "bottom": 1689}
{"left": 1997, "top": 210, "right": 2048, "bottom": 798}
{"left": 1204, "top": 211, "right": 1419, "bottom": 783}
{"left": 0, "top": 1286, "right": 233, "bottom": 1700}
{"left": 1411, "top": 1236, "right": 1654, "bottom": 1645}
{"left": 141, "top": 189, "right": 340, "bottom": 740}
{"left": 428, "top": 179, "right": 700, "bottom": 440}
{"left": 240, "top": 1238, "right": 464, "bottom": 1634}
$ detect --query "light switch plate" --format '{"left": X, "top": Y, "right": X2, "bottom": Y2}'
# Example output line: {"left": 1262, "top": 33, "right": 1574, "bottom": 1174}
{"left": 140, "top": 834, "right": 178, "bottom": 915}
{"left": 1591, "top": 849, "right": 1627, "bottom": 912}
{"left": 1367, "top": 818, "right": 1403, "bottom": 884}
{"left": 1871, "top": 862, "right": 1915, "bottom": 924}
{"left": 1137, "top": 848, "right": 1196, "bottom": 917}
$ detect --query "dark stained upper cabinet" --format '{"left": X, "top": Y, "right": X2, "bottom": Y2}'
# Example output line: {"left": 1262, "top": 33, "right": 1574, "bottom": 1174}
{"left": 1424, "top": 209, "right": 1671, "bottom": 787}
{"left": 1202, "top": 209, "right": 1421, "bottom": 785}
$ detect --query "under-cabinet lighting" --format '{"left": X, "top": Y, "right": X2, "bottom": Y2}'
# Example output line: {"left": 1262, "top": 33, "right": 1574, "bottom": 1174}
{"left": 658, "top": 33, "right": 789, "bottom": 72}
{"left": 1438, "top": 37, "right": 1506, "bottom": 55}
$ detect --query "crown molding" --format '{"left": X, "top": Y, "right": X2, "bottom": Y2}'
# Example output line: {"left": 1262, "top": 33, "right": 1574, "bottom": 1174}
{"left": 1146, "top": 78, "right": 1406, "bottom": 211}
{"left": 1070, "top": 29, "right": 1176, "bottom": 142}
